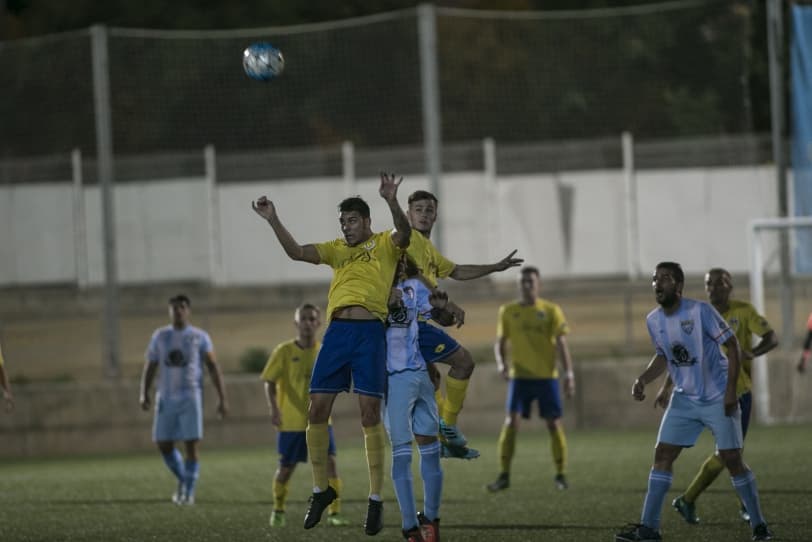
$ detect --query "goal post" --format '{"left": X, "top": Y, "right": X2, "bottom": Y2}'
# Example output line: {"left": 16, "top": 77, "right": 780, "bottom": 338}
{"left": 747, "top": 216, "right": 812, "bottom": 424}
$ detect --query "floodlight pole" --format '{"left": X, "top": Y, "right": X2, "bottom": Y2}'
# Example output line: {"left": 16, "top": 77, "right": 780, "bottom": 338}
{"left": 91, "top": 25, "right": 121, "bottom": 378}
{"left": 767, "top": 0, "right": 794, "bottom": 349}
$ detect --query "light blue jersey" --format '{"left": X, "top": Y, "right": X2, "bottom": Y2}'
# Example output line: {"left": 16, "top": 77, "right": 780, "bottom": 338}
{"left": 646, "top": 298, "right": 734, "bottom": 402}
{"left": 146, "top": 325, "right": 213, "bottom": 400}
{"left": 386, "top": 277, "right": 432, "bottom": 374}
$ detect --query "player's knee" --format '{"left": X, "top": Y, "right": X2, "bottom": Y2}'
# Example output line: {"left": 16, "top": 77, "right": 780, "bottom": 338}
{"left": 719, "top": 450, "right": 746, "bottom": 475}
{"left": 449, "top": 348, "right": 475, "bottom": 379}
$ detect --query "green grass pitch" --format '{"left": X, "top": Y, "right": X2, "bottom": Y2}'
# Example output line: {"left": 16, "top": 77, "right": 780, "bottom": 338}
{"left": 0, "top": 425, "right": 809, "bottom": 541}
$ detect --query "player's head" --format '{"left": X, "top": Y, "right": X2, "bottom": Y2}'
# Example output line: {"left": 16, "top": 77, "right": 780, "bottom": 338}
{"left": 652, "top": 262, "right": 684, "bottom": 309}
{"left": 294, "top": 303, "right": 321, "bottom": 341}
{"left": 168, "top": 294, "right": 191, "bottom": 327}
{"left": 407, "top": 190, "right": 438, "bottom": 236}
{"left": 519, "top": 266, "right": 541, "bottom": 302}
{"left": 338, "top": 196, "right": 372, "bottom": 246}
{"left": 705, "top": 267, "right": 732, "bottom": 307}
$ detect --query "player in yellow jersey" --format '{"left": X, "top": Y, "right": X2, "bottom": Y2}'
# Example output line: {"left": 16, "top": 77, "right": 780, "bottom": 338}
{"left": 663, "top": 268, "right": 777, "bottom": 525}
{"left": 262, "top": 303, "right": 350, "bottom": 528}
{"left": 486, "top": 265, "right": 575, "bottom": 493}
{"left": 406, "top": 190, "right": 522, "bottom": 455}
{"left": 252, "top": 172, "right": 410, "bottom": 535}
{"left": 797, "top": 312, "right": 812, "bottom": 373}
{"left": 0, "top": 342, "right": 14, "bottom": 412}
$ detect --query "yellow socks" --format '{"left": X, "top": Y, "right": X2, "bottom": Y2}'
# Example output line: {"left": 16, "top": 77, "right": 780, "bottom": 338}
{"left": 272, "top": 478, "right": 288, "bottom": 511}
{"left": 306, "top": 422, "right": 330, "bottom": 491}
{"left": 441, "top": 376, "right": 469, "bottom": 426}
{"left": 684, "top": 454, "right": 724, "bottom": 503}
{"left": 363, "top": 424, "right": 385, "bottom": 497}
{"left": 327, "top": 477, "right": 342, "bottom": 514}
{"left": 550, "top": 426, "right": 568, "bottom": 475}
{"left": 497, "top": 425, "right": 516, "bottom": 474}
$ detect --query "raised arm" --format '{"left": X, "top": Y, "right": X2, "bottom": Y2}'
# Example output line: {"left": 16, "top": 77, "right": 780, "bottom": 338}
{"left": 449, "top": 250, "right": 523, "bottom": 280}
{"left": 379, "top": 172, "right": 411, "bottom": 248}
{"left": 252, "top": 196, "right": 320, "bottom": 264}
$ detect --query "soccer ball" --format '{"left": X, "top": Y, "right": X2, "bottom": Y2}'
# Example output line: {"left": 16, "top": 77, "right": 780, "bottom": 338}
{"left": 242, "top": 42, "right": 284, "bottom": 81}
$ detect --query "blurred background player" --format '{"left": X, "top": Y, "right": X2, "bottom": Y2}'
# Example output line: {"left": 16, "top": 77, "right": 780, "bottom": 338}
{"left": 616, "top": 262, "right": 771, "bottom": 542}
{"left": 260, "top": 303, "right": 349, "bottom": 528}
{"left": 251, "top": 172, "right": 410, "bottom": 533}
{"left": 384, "top": 254, "right": 456, "bottom": 542}
{"left": 797, "top": 312, "right": 812, "bottom": 373}
{"left": 664, "top": 268, "right": 777, "bottom": 525}
{"left": 406, "top": 190, "right": 522, "bottom": 454}
{"left": 486, "top": 265, "right": 575, "bottom": 493}
{"left": 0, "top": 341, "right": 14, "bottom": 412}
{"left": 139, "top": 294, "right": 229, "bottom": 505}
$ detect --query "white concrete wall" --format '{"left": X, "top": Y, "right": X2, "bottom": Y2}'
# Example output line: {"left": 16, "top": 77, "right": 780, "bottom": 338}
{"left": 0, "top": 166, "right": 780, "bottom": 286}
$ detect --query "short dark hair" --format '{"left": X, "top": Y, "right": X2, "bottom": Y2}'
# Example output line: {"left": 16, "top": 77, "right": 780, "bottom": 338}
{"left": 295, "top": 303, "right": 321, "bottom": 319}
{"left": 520, "top": 265, "right": 540, "bottom": 278}
{"left": 655, "top": 261, "right": 684, "bottom": 285}
{"left": 338, "top": 196, "right": 370, "bottom": 218}
{"left": 408, "top": 190, "right": 438, "bottom": 205}
{"left": 169, "top": 294, "right": 191, "bottom": 306}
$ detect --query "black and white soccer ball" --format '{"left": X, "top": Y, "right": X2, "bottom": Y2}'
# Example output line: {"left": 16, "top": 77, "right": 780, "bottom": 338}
{"left": 242, "top": 42, "right": 284, "bottom": 81}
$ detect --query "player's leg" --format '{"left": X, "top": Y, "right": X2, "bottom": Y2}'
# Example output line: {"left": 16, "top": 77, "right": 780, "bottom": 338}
{"left": 538, "top": 378, "right": 568, "bottom": 489}
{"left": 157, "top": 440, "right": 186, "bottom": 504}
{"left": 304, "top": 320, "right": 357, "bottom": 529}
{"left": 349, "top": 319, "right": 388, "bottom": 536}
{"left": 271, "top": 431, "right": 305, "bottom": 527}
{"left": 385, "top": 371, "right": 421, "bottom": 536}
{"left": 325, "top": 427, "right": 350, "bottom": 526}
{"left": 487, "top": 380, "right": 524, "bottom": 492}
{"left": 154, "top": 396, "right": 187, "bottom": 504}
{"left": 181, "top": 439, "right": 200, "bottom": 505}
{"left": 414, "top": 371, "right": 442, "bottom": 542}
{"left": 708, "top": 399, "right": 771, "bottom": 539}
{"left": 177, "top": 392, "right": 203, "bottom": 505}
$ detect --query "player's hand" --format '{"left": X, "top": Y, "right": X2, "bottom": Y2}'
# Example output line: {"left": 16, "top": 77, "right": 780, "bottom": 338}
{"left": 741, "top": 350, "right": 755, "bottom": 361}
{"left": 217, "top": 399, "right": 229, "bottom": 419}
{"left": 252, "top": 196, "right": 277, "bottom": 221}
{"left": 724, "top": 392, "right": 738, "bottom": 416}
{"left": 139, "top": 395, "right": 151, "bottom": 411}
{"left": 798, "top": 356, "right": 807, "bottom": 374}
{"left": 654, "top": 388, "right": 670, "bottom": 409}
{"left": 379, "top": 172, "right": 403, "bottom": 202}
{"left": 564, "top": 375, "right": 575, "bottom": 398}
{"left": 497, "top": 364, "right": 509, "bottom": 381}
{"left": 446, "top": 300, "right": 465, "bottom": 328}
{"left": 270, "top": 410, "right": 282, "bottom": 428}
{"left": 429, "top": 289, "right": 448, "bottom": 310}
{"left": 632, "top": 378, "right": 646, "bottom": 401}
{"left": 494, "top": 250, "right": 523, "bottom": 272}
{"left": 2, "top": 392, "right": 14, "bottom": 413}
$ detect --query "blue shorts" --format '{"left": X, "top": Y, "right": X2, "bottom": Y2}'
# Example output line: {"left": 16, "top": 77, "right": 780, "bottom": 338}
{"left": 506, "top": 378, "right": 563, "bottom": 420}
{"left": 417, "top": 321, "right": 461, "bottom": 364}
{"left": 277, "top": 426, "right": 337, "bottom": 466}
{"left": 739, "top": 391, "right": 752, "bottom": 439}
{"left": 657, "top": 393, "right": 743, "bottom": 450}
{"left": 153, "top": 391, "right": 203, "bottom": 442}
{"left": 384, "top": 369, "right": 439, "bottom": 447}
{"left": 310, "top": 319, "right": 387, "bottom": 398}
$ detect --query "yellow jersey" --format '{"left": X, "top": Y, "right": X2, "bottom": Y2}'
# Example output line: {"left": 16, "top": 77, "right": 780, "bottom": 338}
{"left": 720, "top": 299, "right": 773, "bottom": 396}
{"left": 315, "top": 231, "right": 402, "bottom": 322}
{"left": 497, "top": 298, "right": 569, "bottom": 379}
{"left": 260, "top": 339, "right": 320, "bottom": 432}
{"left": 406, "top": 230, "right": 456, "bottom": 288}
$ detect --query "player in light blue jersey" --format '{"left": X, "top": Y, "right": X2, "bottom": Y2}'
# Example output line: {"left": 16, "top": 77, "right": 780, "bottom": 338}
{"left": 139, "top": 294, "right": 229, "bottom": 505}
{"left": 616, "top": 262, "right": 772, "bottom": 542}
{"left": 384, "top": 255, "right": 457, "bottom": 542}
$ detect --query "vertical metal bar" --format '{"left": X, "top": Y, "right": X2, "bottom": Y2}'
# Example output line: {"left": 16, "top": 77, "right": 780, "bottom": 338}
{"left": 342, "top": 141, "right": 356, "bottom": 196}
{"left": 204, "top": 145, "right": 222, "bottom": 285}
{"left": 483, "top": 138, "right": 496, "bottom": 263}
{"left": 767, "top": 0, "right": 794, "bottom": 349}
{"left": 418, "top": 4, "right": 443, "bottom": 252}
{"left": 622, "top": 132, "right": 638, "bottom": 352}
{"left": 91, "top": 24, "right": 120, "bottom": 378}
{"left": 71, "top": 149, "right": 88, "bottom": 290}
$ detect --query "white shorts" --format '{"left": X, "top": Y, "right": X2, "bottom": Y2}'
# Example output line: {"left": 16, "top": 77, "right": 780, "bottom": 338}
{"left": 384, "top": 369, "right": 438, "bottom": 447}
{"left": 153, "top": 391, "right": 203, "bottom": 442}
{"left": 657, "top": 392, "right": 743, "bottom": 450}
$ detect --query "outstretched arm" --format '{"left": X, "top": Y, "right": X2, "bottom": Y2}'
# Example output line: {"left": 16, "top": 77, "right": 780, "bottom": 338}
{"left": 379, "top": 172, "right": 411, "bottom": 248}
{"left": 252, "top": 196, "right": 320, "bottom": 264}
{"left": 449, "top": 250, "right": 523, "bottom": 280}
